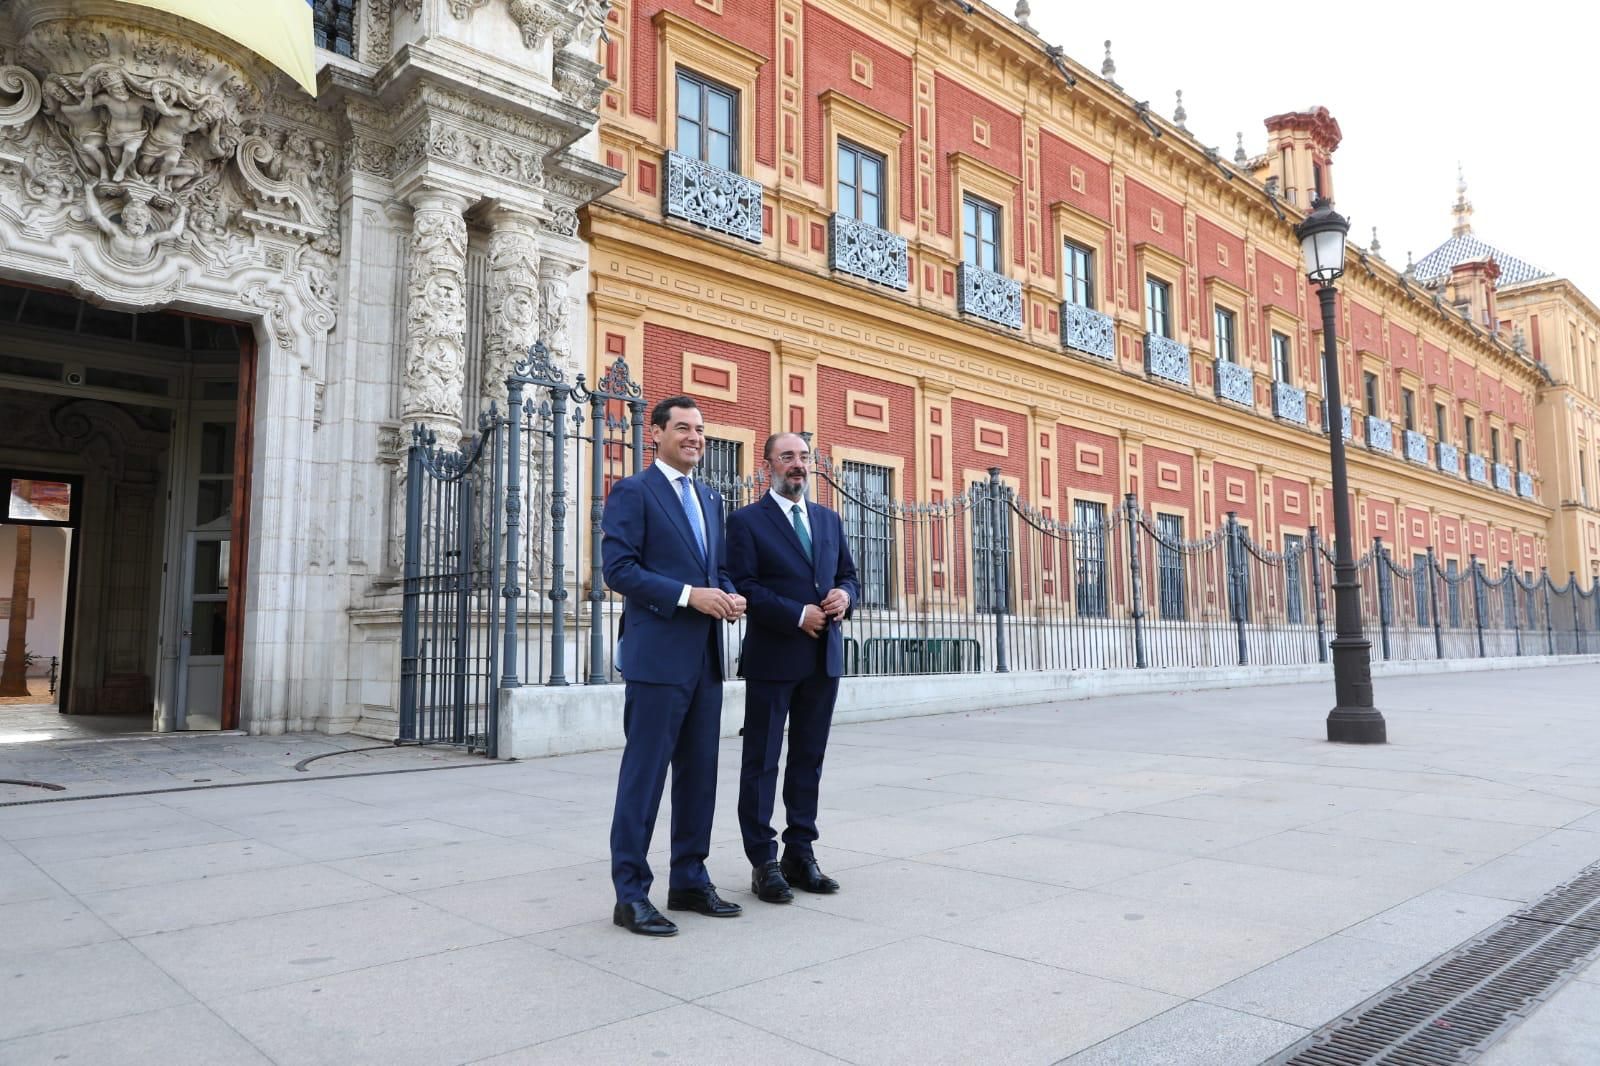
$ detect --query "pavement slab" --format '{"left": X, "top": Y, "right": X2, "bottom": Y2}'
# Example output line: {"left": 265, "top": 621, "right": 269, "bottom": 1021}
{"left": 2, "top": 663, "right": 1599, "bottom": 1065}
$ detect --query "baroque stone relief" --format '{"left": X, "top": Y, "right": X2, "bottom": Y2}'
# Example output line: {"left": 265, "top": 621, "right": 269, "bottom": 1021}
{"left": 0, "top": 14, "right": 340, "bottom": 346}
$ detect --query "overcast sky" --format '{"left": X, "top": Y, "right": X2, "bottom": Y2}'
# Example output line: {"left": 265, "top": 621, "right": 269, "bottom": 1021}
{"left": 1025, "top": 1, "right": 1600, "bottom": 302}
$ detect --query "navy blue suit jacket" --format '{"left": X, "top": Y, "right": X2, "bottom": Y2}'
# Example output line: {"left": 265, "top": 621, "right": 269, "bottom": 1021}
{"left": 601, "top": 464, "right": 736, "bottom": 685}
{"left": 726, "top": 495, "right": 859, "bottom": 682}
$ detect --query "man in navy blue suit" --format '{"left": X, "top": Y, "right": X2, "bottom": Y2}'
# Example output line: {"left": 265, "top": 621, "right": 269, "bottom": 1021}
{"left": 602, "top": 395, "right": 746, "bottom": 936}
{"left": 726, "top": 432, "right": 859, "bottom": 902}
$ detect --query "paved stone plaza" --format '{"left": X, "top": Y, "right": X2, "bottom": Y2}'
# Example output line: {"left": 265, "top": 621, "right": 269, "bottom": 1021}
{"left": 4, "top": 664, "right": 1600, "bottom": 1064}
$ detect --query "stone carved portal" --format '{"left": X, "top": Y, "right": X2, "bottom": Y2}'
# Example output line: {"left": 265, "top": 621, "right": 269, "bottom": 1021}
{"left": 0, "top": 4, "right": 338, "bottom": 348}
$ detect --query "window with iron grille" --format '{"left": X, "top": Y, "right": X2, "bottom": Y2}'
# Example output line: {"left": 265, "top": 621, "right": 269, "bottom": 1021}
{"left": 1515, "top": 438, "right": 1524, "bottom": 475}
{"left": 1284, "top": 533, "right": 1305, "bottom": 624}
{"left": 1073, "top": 500, "right": 1109, "bottom": 619}
{"left": 699, "top": 437, "right": 743, "bottom": 520}
{"left": 971, "top": 481, "right": 1013, "bottom": 613}
{"left": 1402, "top": 388, "right": 1417, "bottom": 431}
{"left": 840, "top": 461, "right": 894, "bottom": 609}
{"left": 1063, "top": 240, "right": 1095, "bottom": 308}
{"left": 1271, "top": 331, "right": 1292, "bottom": 383}
{"left": 1491, "top": 427, "right": 1501, "bottom": 464}
{"left": 1363, "top": 371, "right": 1379, "bottom": 416}
{"left": 837, "top": 140, "right": 886, "bottom": 227}
{"left": 1155, "top": 512, "right": 1185, "bottom": 620}
{"left": 1446, "top": 558, "right": 1462, "bottom": 627}
{"left": 1214, "top": 307, "right": 1237, "bottom": 363}
{"left": 1413, "top": 553, "right": 1430, "bottom": 626}
{"left": 676, "top": 70, "right": 738, "bottom": 171}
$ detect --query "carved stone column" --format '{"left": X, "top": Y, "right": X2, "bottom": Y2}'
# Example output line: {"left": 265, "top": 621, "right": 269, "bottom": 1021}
{"left": 400, "top": 187, "right": 472, "bottom": 448}
{"left": 539, "top": 250, "right": 581, "bottom": 372}
{"left": 481, "top": 206, "right": 541, "bottom": 410}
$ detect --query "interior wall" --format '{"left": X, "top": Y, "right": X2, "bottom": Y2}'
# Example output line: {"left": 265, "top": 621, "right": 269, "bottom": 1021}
{"left": 0, "top": 524, "right": 69, "bottom": 671}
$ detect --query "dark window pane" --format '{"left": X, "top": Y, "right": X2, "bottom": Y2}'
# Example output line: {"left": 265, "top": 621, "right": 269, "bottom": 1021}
{"left": 189, "top": 600, "right": 228, "bottom": 656}
{"left": 199, "top": 422, "right": 235, "bottom": 476}
{"left": 195, "top": 480, "right": 231, "bottom": 526}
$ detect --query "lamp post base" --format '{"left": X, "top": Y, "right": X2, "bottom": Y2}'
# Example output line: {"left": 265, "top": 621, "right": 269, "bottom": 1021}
{"left": 1326, "top": 706, "right": 1387, "bottom": 744}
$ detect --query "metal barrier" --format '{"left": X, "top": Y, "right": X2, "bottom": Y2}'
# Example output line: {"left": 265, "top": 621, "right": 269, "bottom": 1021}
{"left": 399, "top": 353, "right": 1600, "bottom": 751}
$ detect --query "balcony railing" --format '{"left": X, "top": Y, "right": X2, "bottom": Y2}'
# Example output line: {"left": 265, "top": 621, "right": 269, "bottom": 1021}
{"left": 1494, "top": 462, "right": 1512, "bottom": 493}
{"left": 1061, "top": 302, "right": 1115, "bottom": 360}
{"left": 1272, "top": 381, "right": 1307, "bottom": 425}
{"left": 1145, "top": 334, "right": 1191, "bottom": 386}
{"left": 1404, "top": 429, "right": 1429, "bottom": 465}
{"left": 1467, "top": 453, "right": 1490, "bottom": 484}
{"left": 828, "top": 213, "right": 908, "bottom": 290}
{"left": 1365, "top": 416, "right": 1394, "bottom": 454}
{"left": 663, "top": 151, "right": 764, "bottom": 243}
{"left": 957, "top": 263, "right": 1023, "bottom": 329}
{"left": 1321, "top": 401, "right": 1352, "bottom": 441}
{"left": 1518, "top": 471, "right": 1535, "bottom": 498}
{"left": 1438, "top": 441, "right": 1461, "bottom": 476}
{"left": 1215, "top": 360, "right": 1254, "bottom": 406}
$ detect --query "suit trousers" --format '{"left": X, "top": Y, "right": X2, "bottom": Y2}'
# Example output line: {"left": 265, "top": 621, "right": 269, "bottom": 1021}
{"left": 738, "top": 670, "right": 840, "bottom": 867}
{"left": 609, "top": 634, "right": 721, "bottom": 903}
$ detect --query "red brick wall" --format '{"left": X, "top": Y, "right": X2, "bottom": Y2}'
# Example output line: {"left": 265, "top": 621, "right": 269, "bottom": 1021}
{"left": 1348, "top": 299, "right": 1383, "bottom": 356}
{"left": 801, "top": 5, "right": 915, "bottom": 222}
{"left": 1213, "top": 461, "right": 1259, "bottom": 531}
{"left": 1197, "top": 219, "right": 1245, "bottom": 292}
{"left": 642, "top": 323, "right": 771, "bottom": 448}
{"left": 1142, "top": 446, "right": 1195, "bottom": 515}
{"left": 933, "top": 73, "right": 1023, "bottom": 262}
{"left": 814, "top": 365, "right": 917, "bottom": 490}
{"left": 1056, "top": 424, "right": 1120, "bottom": 499}
{"left": 1422, "top": 341, "right": 1450, "bottom": 388}
{"left": 1039, "top": 130, "right": 1111, "bottom": 280}
{"left": 630, "top": 0, "right": 777, "bottom": 168}
{"left": 1255, "top": 251, "right": 1299, "bottom": 316}
{"left": 1389, "top": 323, "right": 1419, "bottom": 374}
{"left": 951, "top": 398, "right": 1029, "bottom": 499}
{"left": 1273, "top": 476, "right": 1312, "bottom": 536}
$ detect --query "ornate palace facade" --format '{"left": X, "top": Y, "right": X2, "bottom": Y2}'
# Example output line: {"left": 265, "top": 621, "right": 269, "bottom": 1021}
{"left": 583, "top": 0, "right": 1557, "bottom": 615}
{"left": 0, "top": 0, "right": 617, "bottom": 734}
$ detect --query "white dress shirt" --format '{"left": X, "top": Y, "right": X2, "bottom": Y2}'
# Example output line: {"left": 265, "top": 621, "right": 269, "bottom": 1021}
{"left": 656, "top": 458, "right": 706, "bottom": 607}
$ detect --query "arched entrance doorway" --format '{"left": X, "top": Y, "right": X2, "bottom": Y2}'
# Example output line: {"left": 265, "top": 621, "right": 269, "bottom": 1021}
{"left": 0, "top": 282, "right": 254, "bottom": 738}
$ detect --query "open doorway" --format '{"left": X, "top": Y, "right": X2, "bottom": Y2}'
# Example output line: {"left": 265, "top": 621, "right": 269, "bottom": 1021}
{"left": 0, "top": 282, "right": 253, "bottom": 741}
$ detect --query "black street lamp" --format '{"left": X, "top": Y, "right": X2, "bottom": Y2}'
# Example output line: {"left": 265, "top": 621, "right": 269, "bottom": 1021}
{"left": 1296, "top": 197, "right": 1387, "bottom": 744}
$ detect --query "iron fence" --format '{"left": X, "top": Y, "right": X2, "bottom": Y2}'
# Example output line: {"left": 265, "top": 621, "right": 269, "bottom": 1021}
{"left": 399, "top": 351, "right": 1600, "bottom": 749}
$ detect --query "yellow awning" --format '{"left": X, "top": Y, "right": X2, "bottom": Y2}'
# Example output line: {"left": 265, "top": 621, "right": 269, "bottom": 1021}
{"left": 121, "top": 0, "right": 318, "bottom": 96}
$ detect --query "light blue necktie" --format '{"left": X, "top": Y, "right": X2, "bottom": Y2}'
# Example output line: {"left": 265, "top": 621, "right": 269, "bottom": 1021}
{"left": 678, "top": 475, "right": 707, "bottom": 561}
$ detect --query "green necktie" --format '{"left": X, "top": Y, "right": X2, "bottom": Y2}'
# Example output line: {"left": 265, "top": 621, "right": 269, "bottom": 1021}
{"left": 791, "top": 504, "right": 813, "bottom": 561}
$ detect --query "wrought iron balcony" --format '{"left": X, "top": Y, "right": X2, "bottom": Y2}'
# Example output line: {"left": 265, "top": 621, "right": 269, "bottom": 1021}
{"left": 1467, "top": 453, "right": 1489, "bottom": 484}
{"left": 1215, "top": 360, "right": 1254, "bottom": 407}
{"left": 1437, "top": 441, "right": 1460, "bottom": 476}
{"left": 1320, "top": 401, "right": 1352, "bottom": 441}
{"left": 1272, "top": 381, "right": 1307, "bottom": 425}
{"left": 957, "top": 263, "right": 1023, "bottom": 329}
{"left": 1404, "top": 429, "right": 1429, "bottom": 465}
{"left": 828, "top": 213, "right": 908, "bottom": 290}
{"left": 1518, "top": 471, "right": 1535, "bottom": 498}
{"left": 663, "top": 151, "right": 764, "bottom": 243}
{"left": 1145, "top": 334, "right": 1191, "bottom": 386}
{"left": 1494, "top": 463, "right": 1512, "bottom": 493}
{"left": 1365, "top": 416, "right": 1394, "bottom": 454}
{"left": 1060, "top": 302, "right": 1115, "bottom": 360}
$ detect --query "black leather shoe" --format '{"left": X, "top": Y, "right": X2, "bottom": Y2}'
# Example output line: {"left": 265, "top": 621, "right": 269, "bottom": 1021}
{"left": 751, "top": 860, "right": 794, "bottom": 903}
{"left": 781, "top": 854, "right": 840, "bottom": 894}
{"left": 667, "top": 884, "right": 743, "bottom": 917}
{"left": 613, "top": 899, "right": 678, "bottom": 936}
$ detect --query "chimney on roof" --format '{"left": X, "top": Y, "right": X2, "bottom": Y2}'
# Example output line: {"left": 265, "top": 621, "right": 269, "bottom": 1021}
{"left": 1256, "top": 107, "right": 1342, "bottom": 210}
{"left": 1452, "top": 165, "right": 1473, "bottom": 238}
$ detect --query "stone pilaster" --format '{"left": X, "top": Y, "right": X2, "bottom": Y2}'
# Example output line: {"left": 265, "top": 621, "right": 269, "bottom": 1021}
{"left": 481, "top": 206, "right": 542, "bottom": 410}
{"left": 400, "top": 187, "right": 472, "bottom": 448}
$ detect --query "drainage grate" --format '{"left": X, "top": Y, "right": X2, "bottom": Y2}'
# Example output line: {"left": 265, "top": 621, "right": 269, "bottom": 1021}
{"left": 1269, "top": 863, "right": 1600, "bottom": 1065}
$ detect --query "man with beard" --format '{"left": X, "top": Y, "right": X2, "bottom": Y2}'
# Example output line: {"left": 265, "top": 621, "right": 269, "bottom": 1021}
{"left": 726, "top": 433, "right": 859, "bottom": 903}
